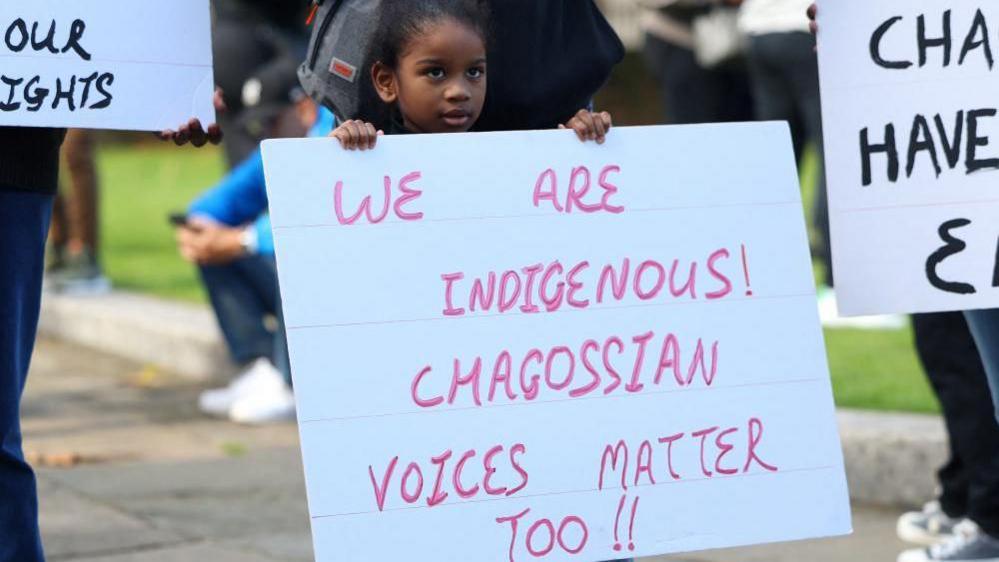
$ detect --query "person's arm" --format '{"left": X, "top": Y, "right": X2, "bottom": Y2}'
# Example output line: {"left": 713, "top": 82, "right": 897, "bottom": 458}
{"left": 188, "top": 149, "right": 268, "bottom": 226}
{"left": 175, "top": 212, "right": 273, "bottom": 265}
{"left": 253, "top": 214, "right": 274, "bottom": 256}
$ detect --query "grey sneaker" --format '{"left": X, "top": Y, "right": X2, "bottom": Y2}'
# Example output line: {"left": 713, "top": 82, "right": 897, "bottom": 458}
{"left": 49, "top": 249, "right": 111, "bottom": 295}
{"left": 898, "top": 521, "right": 999, "bottom": 561}
{"left": 898, "top": 501, "right": 966, "bottom": 546}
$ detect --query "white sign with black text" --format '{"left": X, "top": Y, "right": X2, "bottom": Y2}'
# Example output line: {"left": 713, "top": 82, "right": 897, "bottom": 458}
{"left": 819, "top": 0, "right": 999, "bottom": 315}
{"left": 0, "top": 1, "right": 214, "bottom": 131}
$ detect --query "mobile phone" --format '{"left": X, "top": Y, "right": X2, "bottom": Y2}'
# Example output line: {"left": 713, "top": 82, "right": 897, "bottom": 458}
{"left": 168, "top": 212, "right": 189, "bottom": 227}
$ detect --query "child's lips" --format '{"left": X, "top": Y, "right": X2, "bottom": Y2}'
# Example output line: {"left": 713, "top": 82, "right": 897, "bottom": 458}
{"left": 442, "top": 110, "right": 471, "bottom": 127}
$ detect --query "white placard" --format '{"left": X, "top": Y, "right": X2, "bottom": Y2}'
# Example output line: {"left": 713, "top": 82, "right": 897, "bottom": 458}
{"left": 262, "top": 124, "right": 851, "bottom": 562}
{"left": 0, "top": 1, "right": 214, "bottom": 131}
{"left": 818, "top": 0, "right": 999, "bottom": 315}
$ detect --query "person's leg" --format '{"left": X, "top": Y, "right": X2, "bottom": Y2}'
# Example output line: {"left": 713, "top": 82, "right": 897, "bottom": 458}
{"left": 655, "top": 39, "right": 734, "bottom": 125}
{"left": 46, "top": 193, "right": 67, "bottom": 272}
{"left": 0, "top": 189, "right": 54, "bottom": 562}
{"left": 198, "top": 254, "right": 292, "bottom": 419}
{"left": 225, "top": 255, "right": 297, "bottom": 423}
{"left": 62, "top": 129, "right": 99, "bottom": 256}
{"left": 912, "top": 314, "right": 989, "bottom": 511}
{"left": 240, "top": 256, "right": 292, "bottom": 386}
{"left": 48, "top": 193, "right": 67, "bottom": 253}
{"left": 745, "top": 34, "right": 798, "bottom": 134}
{"left": 47, "top": 129, "right": 108, "bottom": 293}
{"left": 715, "top": 60, "right": 755, "bottom": 124}
{"left": 198, "top": 256, "right": 276, "bottom": 366}
{"left": 777, "top": 31, "right": 833, "bottom": 287}
{"left": 271, "top": 284, "right": 292, "bottom": 387}
{"left": 965, "top": 309, "right": 999, "bottom": 424}
{"left": 911, "top": 313, "right": 999, "bottom": 543}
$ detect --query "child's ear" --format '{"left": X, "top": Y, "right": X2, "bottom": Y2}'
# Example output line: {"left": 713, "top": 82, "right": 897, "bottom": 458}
{"left": 371, "top": 62, "right": 398, "bottom": 104}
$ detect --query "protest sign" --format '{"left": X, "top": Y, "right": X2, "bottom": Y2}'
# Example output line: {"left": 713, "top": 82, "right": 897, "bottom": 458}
{"left": 818, "top": 0, "right": 999, "bottom": 315}
{"left": 0, "top": 0, "right": 214, "bottom": 131}
{"left": 262, "top": 124, "right": 851, "bottom": 562}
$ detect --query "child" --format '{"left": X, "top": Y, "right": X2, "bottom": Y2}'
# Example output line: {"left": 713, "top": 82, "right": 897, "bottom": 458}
{"left": 331, "top": 4, "right": 624, "bottom": 562}
{"left": 331, "top": 0, "right": 613, "bottom": 149}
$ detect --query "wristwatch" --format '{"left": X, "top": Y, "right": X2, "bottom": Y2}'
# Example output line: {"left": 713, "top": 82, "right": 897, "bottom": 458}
{"left": 240, "top": 227, "right": 259, "bottom": 254}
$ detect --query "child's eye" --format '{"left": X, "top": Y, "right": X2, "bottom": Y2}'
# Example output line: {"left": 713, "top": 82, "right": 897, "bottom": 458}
{"left": 426, "top": 68, "right": 446, "bottom": 80}
{"left": 466, "top": 67, "right": 485, "bottom": 79}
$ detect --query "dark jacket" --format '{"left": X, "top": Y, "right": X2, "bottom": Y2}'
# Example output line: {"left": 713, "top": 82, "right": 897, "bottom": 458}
{"left": 0, "top": 128, "right": 66, "bottom": 194}
{"left": 474, "top": 0, "right": 625, "bottom": 132}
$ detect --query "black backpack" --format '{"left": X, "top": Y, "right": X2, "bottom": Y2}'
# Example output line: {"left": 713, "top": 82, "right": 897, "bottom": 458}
{"left": 298, "top": 0, "right": 624, "bottom": 131}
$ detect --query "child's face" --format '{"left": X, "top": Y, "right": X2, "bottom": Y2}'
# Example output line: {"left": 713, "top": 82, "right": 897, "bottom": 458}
{"left": 374, "top": 19, "right": 487, "bottom": 134}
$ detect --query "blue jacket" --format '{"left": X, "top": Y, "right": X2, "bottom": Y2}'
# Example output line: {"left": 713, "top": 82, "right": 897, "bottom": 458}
{"left": 189, "top": 108, "right": 336, "bottom": 255}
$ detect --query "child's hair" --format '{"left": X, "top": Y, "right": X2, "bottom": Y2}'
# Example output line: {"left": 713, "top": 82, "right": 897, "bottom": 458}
{"left": 356, "top": 0, "right": 490, "bottom": 128}
{"left": 370, "top": 0, "right": 491, "bottom": 70}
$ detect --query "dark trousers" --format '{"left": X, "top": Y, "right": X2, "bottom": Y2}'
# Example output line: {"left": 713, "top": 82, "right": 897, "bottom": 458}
{"left": 0, "top": 189, "right": 53, "bottom": 562}
{"left": 965, "top": 309, "right": 999, "bottom": 425}
{"left": 642, "top": 34, "right": 754, "bottom": 126}
{"left": 912, "top": 312, "right": 999, "bottom": 537}
{"left": 746, "top": 31, "right": 832, "bottom": 286}
{"left": 199, "top": 255, "right": 290, "bottom": 384}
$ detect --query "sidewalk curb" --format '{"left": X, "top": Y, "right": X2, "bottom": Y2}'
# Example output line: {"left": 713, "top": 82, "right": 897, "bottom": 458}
{"left": 37, "top": 290, "right": 945, "bottom": 509}
{"left": 38, "top": 290, "right": 232, "bottom": 382}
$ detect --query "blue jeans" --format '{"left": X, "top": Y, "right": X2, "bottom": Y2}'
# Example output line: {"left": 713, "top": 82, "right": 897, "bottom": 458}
{"left": 965, "top": 309, "right": 999, "bottom": 424}
{"left": 0, "top": 189, "right": 52, "bottom": 562}
{"left": 199, "top": 255, "right": 290, "bottom": 384}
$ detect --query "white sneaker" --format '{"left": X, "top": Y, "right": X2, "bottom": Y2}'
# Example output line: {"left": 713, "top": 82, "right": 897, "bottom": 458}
{"left": 899, "top": 521, "right": 999, "bottom": 561}
{"left": 898, "top": 501, "right": 965, "bottom": 546}
{"left": 228, "top": 379, "right": 297, "bottom": 425}
{"left": 198, "top": 358, "right": 282, "bottom": 417}
{"left": 818, "top": 286, "right": 908, "bottom": 330}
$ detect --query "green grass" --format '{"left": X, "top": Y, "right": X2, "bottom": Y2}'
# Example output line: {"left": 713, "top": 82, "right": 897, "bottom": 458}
{"left": 798, "top": 150, "right": 938, "bottom": 414}
{"left": 825, "top": 327, "right": 938, "bottom": 414}
{"left": 96, "top": 143, "right": 939, "bottom": 414}
{"left": 100, "top": 142, "right": 225, "bottom": 302}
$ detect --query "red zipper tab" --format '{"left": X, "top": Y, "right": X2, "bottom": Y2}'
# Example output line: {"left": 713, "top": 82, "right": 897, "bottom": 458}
{"left": 305, "top": 2, "right": 319, "bottom": 25}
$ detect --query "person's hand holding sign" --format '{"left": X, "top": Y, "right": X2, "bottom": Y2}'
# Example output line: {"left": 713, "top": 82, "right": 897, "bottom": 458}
{"left": 560, "top": 109, "right": 613, "bottom": 144}
{"left": 330, "top": 120, "right": 383, "bottom": 151}
{"left": 158, "top": 88, "right": 227, "bottom": 147}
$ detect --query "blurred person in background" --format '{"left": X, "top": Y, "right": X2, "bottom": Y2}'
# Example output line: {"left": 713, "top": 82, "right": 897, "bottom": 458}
{"left": 737, "top": 0, "right": 836, "bottom": 300}
{"left": 212, "top": 0, "right": 311, "bottom": 167}
{"left": 1, "top": 79, "right": 221, "bottom": 561}
{"left": 46, "top": 129, "right": 111, "bottom": 294}
{"left": 175, "top": 57, "right": 334, "bottom": 425}
{"left": 638, "top": 0, "right": 753, "bottom": 125}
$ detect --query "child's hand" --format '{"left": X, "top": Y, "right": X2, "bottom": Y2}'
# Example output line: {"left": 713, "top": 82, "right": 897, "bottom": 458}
{"left": 330, "top": 120, "right": 382, "bottom": 150}
{"left": 560, "top": 109, "right": 613, "bottom": 144}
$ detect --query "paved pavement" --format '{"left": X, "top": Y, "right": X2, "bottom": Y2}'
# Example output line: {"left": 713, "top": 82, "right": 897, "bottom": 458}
{"left": 25, "top": 339, "right": 911, "bottom": 562}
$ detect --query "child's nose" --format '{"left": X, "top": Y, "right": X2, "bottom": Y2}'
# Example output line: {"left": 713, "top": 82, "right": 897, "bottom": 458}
{"left": 445, "top": 82, "right": 471, "bottom": 101}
